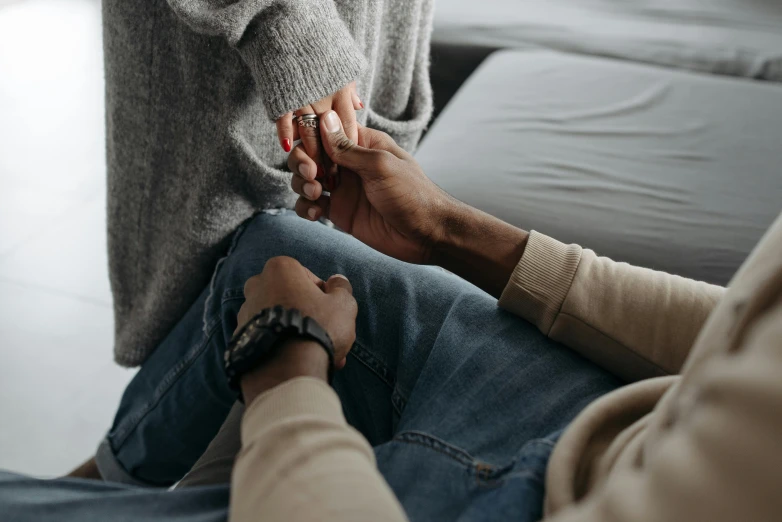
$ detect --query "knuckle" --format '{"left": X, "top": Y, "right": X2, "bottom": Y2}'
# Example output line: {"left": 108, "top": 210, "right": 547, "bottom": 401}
{"left": 333, "top": 135, "right": 355, "bottom": 155}
{"left": 292, "top": 177, "right": 306, "bottom": 195}
{"left": 333, "top": 287, "right": 352, "bottom": 300}
{"left": 277, "top": 119, "right": 291, "bottom": 132}
{"left": 299, "top": 125, "right": 319, "bottom": 140}
{"left": 294, "top": 198, "right": 310, "bottom": 217}
{"left": 331, "top": 279, "right": 353, "bottom": 296}
{"left": 243, "top": 274, "right": 262, "bottom": 296}
{"left": 264, "top": 255, "right": 299, "bottom": 273}
{"left": 287, "top": 151, "right": 300, "bottom": 172}
{"left": 337, "top": 290, "right": 358, "bottom": 314}
{"left": 374, "top": 130, "right": 393, "bottom": 147}
{"left": 369, "top": 151, "right": 394, "bottom": 174}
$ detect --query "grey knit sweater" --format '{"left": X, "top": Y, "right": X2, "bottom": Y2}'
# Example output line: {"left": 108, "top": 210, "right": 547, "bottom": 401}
{"left": 104, "top": 0, "right": 434, "bottom": 366}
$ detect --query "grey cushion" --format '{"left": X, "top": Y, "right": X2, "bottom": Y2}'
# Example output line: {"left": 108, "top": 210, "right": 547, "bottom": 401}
{"left": 416, "top": 50, "right": 782, "bottom": 285}
{"left": 432, "top": 0, "right": 782, "bottom": 81}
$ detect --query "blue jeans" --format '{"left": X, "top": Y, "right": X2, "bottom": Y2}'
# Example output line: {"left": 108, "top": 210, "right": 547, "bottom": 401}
{"left": 0, "top": 211, "right": 620, "bottom": 521}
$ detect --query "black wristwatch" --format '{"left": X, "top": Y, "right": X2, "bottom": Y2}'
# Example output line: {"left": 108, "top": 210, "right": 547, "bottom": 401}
{"left": 224, "top": 306, "right": 336, "bottom": 400}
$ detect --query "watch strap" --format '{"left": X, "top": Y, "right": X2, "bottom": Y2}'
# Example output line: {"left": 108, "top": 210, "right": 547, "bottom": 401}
{"left": 224, "top": 306, "right": 336, "bottom": 400}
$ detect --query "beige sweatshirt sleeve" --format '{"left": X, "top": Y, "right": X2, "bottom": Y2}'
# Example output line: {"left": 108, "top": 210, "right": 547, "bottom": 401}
{"left": 549, "top": 298, "right": 782, "bottom": 522}
{"left": 499, "top": 231, "right": 724, "bottom": 382}
{"left": 230, "top": 377, "right": 408, "bottom": 522}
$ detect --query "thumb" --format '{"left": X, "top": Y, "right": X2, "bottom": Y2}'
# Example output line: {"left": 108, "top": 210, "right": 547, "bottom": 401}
{"left": 323, "top": 273, "right": 354, "bottom": 297}
{"left": 320, "top": 111, "right": 381, "bottom": 177}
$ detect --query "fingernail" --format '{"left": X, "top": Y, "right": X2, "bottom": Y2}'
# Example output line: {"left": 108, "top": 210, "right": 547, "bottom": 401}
{"left": 322, "top": 111, "right": 341, "bottom": 133}
{"left": 282, "top": 138, "right": 291, "bottom": 153}
{"left": 307, "top": 207, "right": 318, "bottom": 219}
{"left": 303, "top": 183, "right": 316, "bottom": 198}
{"left": 299, "top": 163, "right": 313, "bottom": 179}
{"left": 359, "top": 101, "right": 364, "bottom": 109}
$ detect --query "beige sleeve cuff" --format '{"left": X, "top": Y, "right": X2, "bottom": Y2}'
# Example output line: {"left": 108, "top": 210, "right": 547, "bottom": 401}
{"left": 240, "top": 377, "right": 347, "bottom": 444}
{"left": 499, "top": 231, "right": 583, "bottom": 334}
{"left": 498, "top": 230, "right": 722, "bottom": 382}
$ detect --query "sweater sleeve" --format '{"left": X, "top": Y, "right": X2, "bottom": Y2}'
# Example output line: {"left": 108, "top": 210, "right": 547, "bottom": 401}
{"left": 229, "top": 377, "right": 408, "bottom": 522}
{"left": 498, "top": 231, "right": 724, "bottom": 382}
{"left": 166, "top": 0, "right": 367, "bottom": 119}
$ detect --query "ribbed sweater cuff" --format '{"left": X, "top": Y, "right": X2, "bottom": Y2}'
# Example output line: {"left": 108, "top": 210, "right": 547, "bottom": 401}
{"left": 498, "top": 231, "right": 583, "bottom": 334}
{"left": 241, "top": 377, "right": 344, "bottom": 444}
{"left": 237, "top": 1, "right": 367, "bottom": 120}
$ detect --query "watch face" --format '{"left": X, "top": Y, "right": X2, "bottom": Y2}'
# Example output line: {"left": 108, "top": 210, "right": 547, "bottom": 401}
{"left": 225, "top": 307, "right": 334, "bottom": 393}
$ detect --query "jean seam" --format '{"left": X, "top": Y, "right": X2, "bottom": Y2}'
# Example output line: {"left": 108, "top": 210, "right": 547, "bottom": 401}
{"left": 222, "top": 288, "right": 245, "bottom": 301}
{"left": 393, "top": 431, "right": 476, "bottom": 467}
{"left": 201, "top": 287, "right": 244, "bottom": 336}
{"left": 390, "top": 391, "right": 406, "bottom": 417}
{"left": 475, "top": 438, "right": 556, "bottom": 486}
{"left": 393, "top": 431, "right": 555, "bottom": 486}
{"left": 110, "top": 321, "right": 225, "bottom": 448}
{"left": 349, "top": 342, "right": 396, "bottom": 388}
{"left": 202, "top": 220, "right": 250, "bottom": 336}
{"left": 348, "top": 342, "right": 406, "bottom": 417}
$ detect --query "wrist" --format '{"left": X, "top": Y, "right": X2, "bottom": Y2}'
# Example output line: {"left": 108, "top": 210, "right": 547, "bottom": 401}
{"left": 240, "top": 339, "right": 329, "bottom": 405}
{"left": 425, "top": 192, "right": 469, "bottom": 258}
{"left": 428, "top": 197, "right": 476, "bottom": 260}
{"left": 428, "top": 200, "right": 529, "bottom": 298}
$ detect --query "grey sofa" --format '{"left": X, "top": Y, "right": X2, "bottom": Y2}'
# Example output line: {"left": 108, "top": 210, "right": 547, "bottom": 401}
{"left": 418, "top": 0, "right": 782, "bottom": 286}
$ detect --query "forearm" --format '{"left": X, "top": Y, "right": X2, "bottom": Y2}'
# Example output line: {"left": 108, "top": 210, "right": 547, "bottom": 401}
{"left": 430, "top": 199, "right": 722, "bottom": 381}
{"left": 233, "top": 376, "right": 407, "bottom": 522}
{"left": 431, "top": 200, "right": 529, "bottom": 298}
{"left": 231, "top": 339, "right": 407, "bottom": 522}
{"left": 499, "top": 232, "right": 724, "bottom": 381}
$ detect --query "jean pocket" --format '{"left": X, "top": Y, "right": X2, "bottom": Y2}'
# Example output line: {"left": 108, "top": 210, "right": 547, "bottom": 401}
{"left": 391, "top": 431, "right": 554, "bottom": 487}
{"left": 377, "top": 432, "right": 553, "bottom": 522}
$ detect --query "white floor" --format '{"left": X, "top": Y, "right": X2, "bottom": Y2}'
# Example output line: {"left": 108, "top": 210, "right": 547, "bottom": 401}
{"left": 0, "top": 0, "right": 136, "bottom": 477}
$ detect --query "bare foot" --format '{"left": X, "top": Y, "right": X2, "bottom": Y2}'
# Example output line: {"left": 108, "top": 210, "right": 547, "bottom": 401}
{"left": 66, "top": 457, "right": 102, "bottom": 480}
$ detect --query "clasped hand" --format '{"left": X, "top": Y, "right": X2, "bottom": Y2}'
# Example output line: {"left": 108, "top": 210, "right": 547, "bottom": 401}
{"left": 288, "top": 110, "right": 454, "bottom": 264}
{"left": 239, "top": 111, "right": 459, "bottom": 399}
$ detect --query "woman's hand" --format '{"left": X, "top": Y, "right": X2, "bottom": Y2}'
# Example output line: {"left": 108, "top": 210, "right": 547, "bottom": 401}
{"left": 287, "top": 111, "right": 457, "bottom": 264}
{"left": 275, "top": 82, "right": 362, "bottom": 178}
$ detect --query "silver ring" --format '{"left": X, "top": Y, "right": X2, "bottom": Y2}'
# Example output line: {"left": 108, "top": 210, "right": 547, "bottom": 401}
{"left": 296, "top": 114, "right": 319, "bottom": 128}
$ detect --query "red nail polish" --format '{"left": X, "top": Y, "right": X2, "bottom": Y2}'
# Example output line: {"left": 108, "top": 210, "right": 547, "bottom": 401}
{"left": 282, "top": 138, "right": 291, "bottom": 153}
{"left": 359, "top": 101, "right": 364, "bottom": 109}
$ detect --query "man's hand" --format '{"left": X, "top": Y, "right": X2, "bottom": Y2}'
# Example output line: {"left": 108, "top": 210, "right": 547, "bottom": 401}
{"left": 288, "top": 111, "right": 530, "bottom": 297}
{"left": 236, "top": 256, "right": 358, "bottom": 404}
{"left": 287, "top": 111, "right": 456, "bottom": 264}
